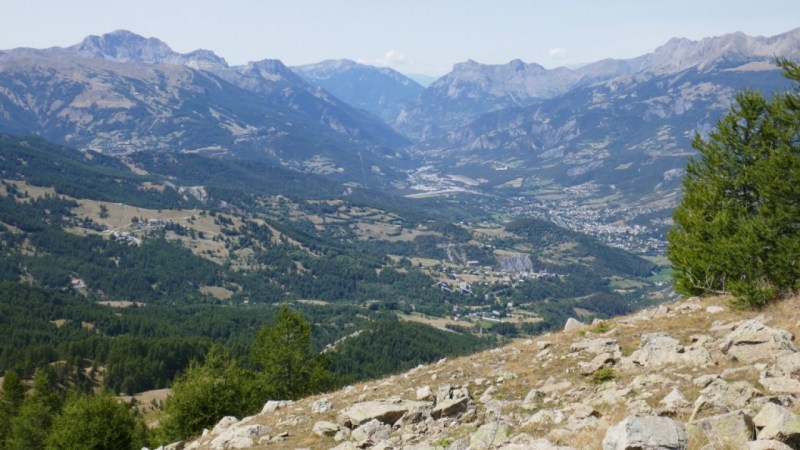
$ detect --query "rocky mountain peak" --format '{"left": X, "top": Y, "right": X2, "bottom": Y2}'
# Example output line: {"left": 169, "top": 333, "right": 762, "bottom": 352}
{"left": 73, "top": 30, "right": 175, "bottom": 63}
{"left": 70, "top": 29, "right": 227, "bottom": 69}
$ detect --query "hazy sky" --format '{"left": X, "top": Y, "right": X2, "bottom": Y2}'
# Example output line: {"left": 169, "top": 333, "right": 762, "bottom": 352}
{"left": 2, "top": 0, "right": 798, "bottom": 75}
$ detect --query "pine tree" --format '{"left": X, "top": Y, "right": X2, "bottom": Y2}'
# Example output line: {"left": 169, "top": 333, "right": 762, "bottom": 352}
{"left": 668, "top": 59, "right": 800, "bottom": 307}
{"left": 45, "top": 391, "right": 145, "bottom": 450}
{"left": 252, "top": 306, "right": 332, "bottom": 400}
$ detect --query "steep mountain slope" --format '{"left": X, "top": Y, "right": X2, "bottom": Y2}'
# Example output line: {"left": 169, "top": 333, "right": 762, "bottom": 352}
{"left": 293, "top": 59, "right": 423, "bottom": 127}
{"left": 180, "top": 294, "right": 800, "bottom": 449}
{"left": 0, "top": 31, "right": 410, "bottom": 187}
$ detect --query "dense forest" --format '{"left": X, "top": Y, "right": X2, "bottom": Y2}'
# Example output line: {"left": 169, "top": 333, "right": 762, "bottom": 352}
{"left": 0, "top": 133, "right": 668, "bottom": 447}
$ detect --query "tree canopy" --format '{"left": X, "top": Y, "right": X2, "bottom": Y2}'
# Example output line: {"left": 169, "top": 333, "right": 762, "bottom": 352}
{"left": 668, "top": 58, "right": 800, "bottom": 307}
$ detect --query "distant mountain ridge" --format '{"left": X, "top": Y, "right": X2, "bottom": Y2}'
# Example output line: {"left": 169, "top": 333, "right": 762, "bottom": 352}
{"left": 293, "top": 59, "right": 423, "bottom": 126}
{"left": 397, "top": 27, "right": 800, "bottom": 140}
{"left": 0, "top": 30, "right": 410, "bottom": 188}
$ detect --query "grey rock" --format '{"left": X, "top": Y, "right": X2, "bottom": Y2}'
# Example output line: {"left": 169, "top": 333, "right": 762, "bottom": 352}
{"left": 579, "top": 352, "right": 617, "bottom": 375}
{"left": 564, "top": 318, "right": 587, "bottom": 332}
{"left": 746, "top": 440, "right": 794, "bottom": 450}
{"left": 338, "top": 400, "right": 431, "bottom": 428}
{"left": 312, "top": 420, "right": 340, "bottom": 437}
{"left": 261, "top": 400, "right": 293, "bottom": 414}
{"left": 760, "top": 377, "right": 800, "bottom": 395}
{"left": 657, "top": 388, "right": 691, "bottom": 417}
{"left": 311, "top": 398, "right": 333, "bottom": 414}
{"left": 469, "top": 421, "right": 511, "bottom": 450}
{"left": 719, "top": 319, "right": 797, "bottom": 363}
{"left": 208, "top": 424, "right": 270, "bottom": 450}
{"left": 626, "top": 332, "right": 712, "bottom": 368}
{"left": 416, "top": 385, "right": 434, "bottom": 401}
{"left": 570, "top": 338, "right": 620, "bottom": 355}
{"left": 351, "top": 418, "right": 391, "bottom": 442}
{"left": 754, "top": 403, "right": 800, "bottom": 447}
{"left": 602, "top": 416, "right": 687, "bottom": 450}
{"left": 770, "top": 352, "right": 800, "bottom": 378}
{"left": 690, "top": 378, "right": 762, "bottom": 421}
{"left": 498, "top": 434, "right": 574, "bottom": 449}
{"left": 689, "top": 410, "right": 754, "bottom": 448}
{"left": 431, "top": 395, "right": 470, "bottom": 419}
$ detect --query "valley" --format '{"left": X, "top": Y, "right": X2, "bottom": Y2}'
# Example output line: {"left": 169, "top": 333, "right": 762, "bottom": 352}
{"left": 0, "top": 25, "right": 799, "bottom": 448}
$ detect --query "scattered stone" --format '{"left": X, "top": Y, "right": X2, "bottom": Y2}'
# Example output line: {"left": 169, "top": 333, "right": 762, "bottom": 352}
{"left": 311, "top": 398, "right": 333, "bottom": 414}
{"left": 564, "top": 318, "right": 587, "bottom": 332}
{"left": 498, "top": 434, "right": 574, "bottom": 449}
{"left": 351, "top": 418, "right": 391, "bottom": 442}
{"left": 706, "top": 305, "right": 725, "bottom": 314}
{"left": 753, "top": 403, "right": 800, "bottom": 447}
{"left": 416, "top": 385, "right": 434, "bottom": 401}
{"left": 313, "top": 421, "right": 340, "bottom": 437}
{"left": 657, "top": 388, "right": 691, "bottom": 417}
{"left": 771, "top": 352, "right": 800, "bottom": 377}
{"left": 211, "top": 416, "right": 239, "bottom": 434}
{"left": 469, "top": 421, "right": 511, "bottom": 450}
{"left": 261, "top": 400, "right": 293, "bottom": 414}
{"left": 690, "top": 378, "right": 762, "bottom": 420}
{"left": 626, "top": 332, "right": 712, "bottom": 368}
{"left": 689, "top": 410, "right": 754, "bottom": 448}
{"left": 536, "top": 341, "right": 553, "bottom": 351}
{"left": 602, "top": 416, "right": 687, "bottom": 450}
{"left": 719, "top": 319, "right": 797, "bottom": 362}
{"left": 579, "top": 352, "right": 617, "bottom": 375}
{"left": 208, "top": 424, "right": 270, "bottom": 450}
{"left": 522, "top": 388, "right": 544, "bottom": 409}
{"left": 760, "top": 377, "right": 800, "bottom": 395}
{"left": 431, "top": 395, "right": 470, "bottom": 419}
{"left": 338, "top": 400, "right": 430, "bottom": 428}
{"left": 746, "top": 440, "right": 794, "bottom": 450}
{"left": 570, "top": 338, "right": 620, "bottom": 355}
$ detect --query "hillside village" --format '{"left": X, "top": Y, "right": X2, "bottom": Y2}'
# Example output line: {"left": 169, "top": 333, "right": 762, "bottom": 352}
{"left": 165, "top": 294, "right": 800, "bottom": 450}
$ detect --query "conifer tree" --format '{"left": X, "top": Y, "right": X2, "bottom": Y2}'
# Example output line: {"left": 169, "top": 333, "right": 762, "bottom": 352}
{"left": 668, "top": 59, "right": 800, "bottom": 306}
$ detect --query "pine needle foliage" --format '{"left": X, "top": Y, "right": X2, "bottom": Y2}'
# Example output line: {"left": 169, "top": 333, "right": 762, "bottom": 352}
{"left": 668, "top": 59, "right": 800, "bottom": 307}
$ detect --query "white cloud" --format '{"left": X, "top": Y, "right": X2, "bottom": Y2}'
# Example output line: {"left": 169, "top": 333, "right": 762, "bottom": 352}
{"left": 379, "top": 50, "right": 409, "bottom": 67}
{"left": 549, "top": 47, "right": 568, "bottom": 59}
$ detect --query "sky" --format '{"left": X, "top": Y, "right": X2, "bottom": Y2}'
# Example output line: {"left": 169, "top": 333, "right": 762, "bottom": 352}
{"left": 2, "top": 0, "right": 798, "bottom": 76}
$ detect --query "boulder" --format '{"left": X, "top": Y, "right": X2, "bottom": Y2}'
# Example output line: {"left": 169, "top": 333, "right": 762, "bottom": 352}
{"left": 208, "top": 424, "right": 270, "bottom": 450}
{"left": 746, "top": 440, "right": 794, "bottom": 450}
{"left": 312, "top": 421, "right": 340, "bottom": 437}
{"left": 350, "top": 418, "right": 391, "bottom": 443}
{"left": 211, "top": 416, "right": 239, "bottom": 434}
{"left": 416, "top": 385, "right": 434, "bottom": 401}
{"left": 570, "top": 338, "right": 621, "bottom": 355}
{"left": 431, "top": 395, "right": 470, "bottom": 419}
{"left": 498, "top": 434, "right": 574, "bottom": 449}
{"left": 754, "top": 403, "right": 800, "bottom": 447}
{"left": 760, "top": 377, "right": 800, "bottom": 395}
{"left": 469, "top": 421, "right": 511, "bottom": 450}
{"left": 689, "top": 410, "right": 754, "bottom": 448}
{"left": 338, "top": 400, "right": 430, "bottom": 428}
{"left": 564, "top": 318, "right": 587, "bottom": 332}
{"left": 602, "top": 416, "right": 687, "bottom": 450}
{"left": 311, "top": 398, "right": 333, "bottom": 414}
{"left": 657, "top": 388, "right": 691, "bottom": 417}
{"left": 719, "top": 319, "right": 797, "bottom": 362}
{"left": 626, "top": 332, "right": 712, "bottom": 368}
{"left": 770, "top": 352, "right": 800, "bottom": 377}
{"left": 690, "top": 378, "right": 762, "bottom": 420}
{"left": 261, "top": 400, "right": 293, "bottom": 414}
{"left": 579, "top": 352, "right": 617, "bottom": 375}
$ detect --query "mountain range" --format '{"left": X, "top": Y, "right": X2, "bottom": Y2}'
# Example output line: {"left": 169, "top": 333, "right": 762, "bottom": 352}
{"left": 1, "top": 28, "right": 799, "bottom": 249}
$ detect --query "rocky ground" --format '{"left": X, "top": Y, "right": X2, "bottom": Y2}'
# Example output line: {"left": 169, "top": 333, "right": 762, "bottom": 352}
{"left": 159, "top": 295, "right": 800, "bottom": 449}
